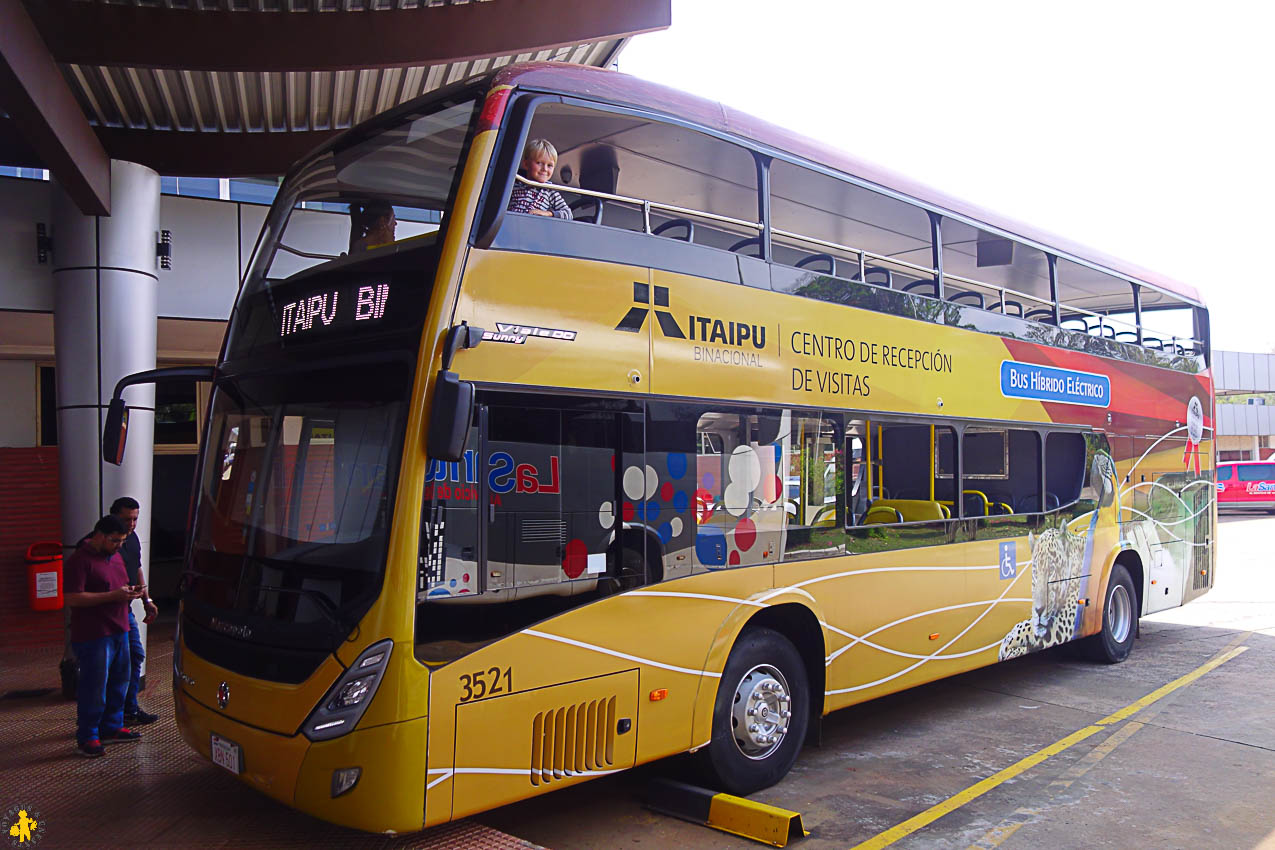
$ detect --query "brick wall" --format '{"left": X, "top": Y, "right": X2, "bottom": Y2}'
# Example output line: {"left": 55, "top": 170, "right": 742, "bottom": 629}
{"left": 0, "top": 447, "right": 64, "bottom": 649}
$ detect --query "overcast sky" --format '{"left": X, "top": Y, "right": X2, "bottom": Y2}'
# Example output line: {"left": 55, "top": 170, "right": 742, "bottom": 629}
{"left": 617, "top": 1, "right": 1274, "bottom": 353}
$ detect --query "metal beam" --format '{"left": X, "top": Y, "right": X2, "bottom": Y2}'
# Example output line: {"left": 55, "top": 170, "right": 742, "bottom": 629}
{"left": 0, "top": 0, "right": 109, "bottom": 214}
{"left": 28, "top": 0, "right": 671, "bottom": 73}
{"left": 94, "top": 126, "right": 342, "bottom": 178}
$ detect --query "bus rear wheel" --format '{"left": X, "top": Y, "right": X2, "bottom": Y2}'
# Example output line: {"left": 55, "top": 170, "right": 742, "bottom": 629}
{"left": 1084, "top": 563, "right": 1137, "bottom": 664}
{"left": 699, "top": 627, "right": 809, "bottom": 795}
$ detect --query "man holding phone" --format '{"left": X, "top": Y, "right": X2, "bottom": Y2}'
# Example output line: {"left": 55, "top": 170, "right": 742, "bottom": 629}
{"left": 109, "top": 497, "right": 160, "bottom": 726}
{"left": 65, "top": 515, "right": 145, "bottom": 757}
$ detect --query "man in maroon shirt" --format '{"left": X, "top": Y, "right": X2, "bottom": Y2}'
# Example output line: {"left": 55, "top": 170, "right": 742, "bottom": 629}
{"left": 65, "top": 515, "right": 145, "bottom": 757}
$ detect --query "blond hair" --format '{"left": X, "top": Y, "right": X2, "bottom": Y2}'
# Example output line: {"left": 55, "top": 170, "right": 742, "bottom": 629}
{"left": 522, "top": 137, "right": 558, "bottom": 163}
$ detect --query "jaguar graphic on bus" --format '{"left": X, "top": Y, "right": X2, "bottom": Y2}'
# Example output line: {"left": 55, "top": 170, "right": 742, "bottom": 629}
{"left": 101, "top": 62, "right": 1214, "bottom": 833}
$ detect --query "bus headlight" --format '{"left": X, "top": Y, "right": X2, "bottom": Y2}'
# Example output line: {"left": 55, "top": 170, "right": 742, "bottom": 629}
{"left": 302, "top": 639, "right": 393, "bottom": 742}
{"left": 333, "top": 678, "right": 373, "bottom": 709}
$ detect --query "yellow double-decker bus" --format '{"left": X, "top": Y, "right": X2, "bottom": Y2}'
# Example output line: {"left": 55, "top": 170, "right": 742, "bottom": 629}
{"left": 121, "top": 62, "right": 1215, "bottom": 833}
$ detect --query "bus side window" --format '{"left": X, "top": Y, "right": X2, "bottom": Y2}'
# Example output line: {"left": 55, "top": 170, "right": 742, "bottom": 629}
{"left": 1045, "top": 432, "right": 1087, "bottom": 511}
{"left": 770, "top": 158, "right": 933, "bottom": 300}
{"left": 849, "top": 422, "right": 955, "bottom": 551}
{"left": 523, "top": 101, "right": 760, "bottom": 249}
{"left": 692, "top": 409, "right": 784, "bottom": 569}
{"left": 961, "top": 428, "right": 1042, "bottom": 515}
{"left": 779, "top": 412, "right": 845, "bottom": 563}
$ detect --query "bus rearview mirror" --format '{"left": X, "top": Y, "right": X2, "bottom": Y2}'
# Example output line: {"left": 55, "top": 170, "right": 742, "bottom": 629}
{"left": 428, "top": 371, "right": 474, "bottom": 462}
{"left": 103, "top": 398, "right": 129, "bottom": 465}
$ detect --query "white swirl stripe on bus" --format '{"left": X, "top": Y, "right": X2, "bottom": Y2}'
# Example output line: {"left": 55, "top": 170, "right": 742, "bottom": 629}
{"left": 826, "top": 564, "right": 1031, "bottom": 694}
{"left": 1122, "top": 478, "right": 1215, "bottom": 517}
{"left": 627, "top": 590, "right": 768, "bottom": 607}
{"left": 521, "top": 554, "right": 1048, "bottom": 700}
{"left": 824, "top": 597, "right": 1032, "bottom": 664}
{"left": 824, "top": 564, "right": 1030, "bottom": 664}
{"left": 1120, "top": 498, "right": 1212, "bottom": 527}
{"left": 1115, "top": 507, "right": 1212, "bottom": 547}
{"left": 524, "top": 629, "right": 722, "bottom": 678}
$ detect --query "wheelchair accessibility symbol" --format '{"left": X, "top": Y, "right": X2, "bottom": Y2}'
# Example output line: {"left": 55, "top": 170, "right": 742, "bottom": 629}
{"left": 999, "top": 541, "right": 1017, "bottom": 580}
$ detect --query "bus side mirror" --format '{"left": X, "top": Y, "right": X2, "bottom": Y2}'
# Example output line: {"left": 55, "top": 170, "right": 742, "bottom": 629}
{"left": 427, "top": 371, "right": 473, "bottom": 462}
{"left": 428, "top": 322, "right": 483, "bottom": 462}
{"left": 103, "top": 398, "right": 129, "bottom": 465}
{"left": 100, "top": 366, "right": 215, "bottom": 466}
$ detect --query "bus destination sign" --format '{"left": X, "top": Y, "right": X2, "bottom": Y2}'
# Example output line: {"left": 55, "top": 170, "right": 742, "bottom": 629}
{"left": 280, "top": 282, "right": 391, "bottom": 338}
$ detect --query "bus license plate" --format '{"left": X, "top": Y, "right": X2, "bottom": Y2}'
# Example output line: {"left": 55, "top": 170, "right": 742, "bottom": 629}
{"left": 211, "top": 733, "right": 242, "bottom": 775}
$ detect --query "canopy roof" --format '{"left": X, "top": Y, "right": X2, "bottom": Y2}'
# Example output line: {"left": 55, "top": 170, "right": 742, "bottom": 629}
{"left": 0, "top": 0, "right": 670, "bottom": 214}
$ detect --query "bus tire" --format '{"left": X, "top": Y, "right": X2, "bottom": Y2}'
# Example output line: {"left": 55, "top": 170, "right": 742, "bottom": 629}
{"left": 1084, "top": 563, "right": 1137, "bottom": 664}
{"left": 699, "top": 627, "right": 809, "bottom": 795}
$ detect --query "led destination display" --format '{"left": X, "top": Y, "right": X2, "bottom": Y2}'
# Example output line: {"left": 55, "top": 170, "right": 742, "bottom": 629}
{"left": 279, "top": 282, "right": 391, "bottom": 338}
{"left": 227, "top": 270, "right": 429, "bottom": 358}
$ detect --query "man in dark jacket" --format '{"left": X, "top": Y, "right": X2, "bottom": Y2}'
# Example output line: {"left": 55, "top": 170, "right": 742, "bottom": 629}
{"left": 65, "top": 515, "right": 145, "bottom": 756}
{"left": 109, "top": 497, "right": 160, "bottom": 725}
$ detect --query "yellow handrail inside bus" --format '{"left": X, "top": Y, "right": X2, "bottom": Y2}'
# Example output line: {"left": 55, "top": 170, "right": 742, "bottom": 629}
{"left": 929, "top": 426, "right": 935, "bottom": 501}
{"left": 865, "top": 420, "right": 872, "bottom": 502}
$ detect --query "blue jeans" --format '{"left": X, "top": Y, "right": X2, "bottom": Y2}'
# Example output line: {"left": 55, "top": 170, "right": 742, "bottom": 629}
{"left": 125, "top": 610, "right": 145, "bottom": 715}
{"left": 72, "top": 631, "right": 130, "bottom": 744}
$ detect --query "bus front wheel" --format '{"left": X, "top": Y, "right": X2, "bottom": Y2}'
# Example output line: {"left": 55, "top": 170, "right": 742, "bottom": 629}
{"left": 699, "top": 627, "right": 809, "bottom": 795}
{"left": 1084, "top": 563, "right": 1137, "bottom": 664}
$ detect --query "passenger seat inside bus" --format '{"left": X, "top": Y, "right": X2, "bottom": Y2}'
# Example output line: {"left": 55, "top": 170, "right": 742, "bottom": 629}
{"left": 862, "top": 499, "right": 946, "bottom": 523}
{"left": 850, "top": 266, "right": 894, "bottom": 288}
{"left": 568, "top": 144, "right": 621, "bottom": 225}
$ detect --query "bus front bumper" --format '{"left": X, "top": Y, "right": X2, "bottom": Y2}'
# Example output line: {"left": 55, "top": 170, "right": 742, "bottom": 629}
{"left": 175, "top": 685, "right": 429, "bottom": 833}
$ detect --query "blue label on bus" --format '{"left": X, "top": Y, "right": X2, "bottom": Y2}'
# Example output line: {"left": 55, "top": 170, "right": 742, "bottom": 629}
{"left": 999, "top": 541, "right": 1016, "bottom": 580}
{"left": 999, "top": 360, "right": 1110, "bottom": 408}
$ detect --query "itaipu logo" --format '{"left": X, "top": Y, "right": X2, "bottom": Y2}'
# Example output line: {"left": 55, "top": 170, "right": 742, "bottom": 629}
{"left": 615, "top": 283, "right": 767, "bottom": 351}
{"left": 4, "top": 805, "right": 43, "bottom": 846}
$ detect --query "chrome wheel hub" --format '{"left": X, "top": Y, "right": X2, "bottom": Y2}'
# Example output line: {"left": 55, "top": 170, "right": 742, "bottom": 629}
{"left": 1109, "top": 582, "right": 1133, "bottom": 643}
{"left": 730, "top": 664, "right": 792, "bottom": 760}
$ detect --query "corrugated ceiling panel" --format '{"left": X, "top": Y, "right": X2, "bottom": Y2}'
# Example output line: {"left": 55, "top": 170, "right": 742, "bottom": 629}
{"left": 55, "top": 28, "right": 625, "bottom": 142}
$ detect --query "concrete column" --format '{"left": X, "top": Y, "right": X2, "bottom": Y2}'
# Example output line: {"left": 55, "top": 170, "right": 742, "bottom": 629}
{"left": 52, "top": 160, "right": 159, "bottom": 682}
{"left": 1253, "top": 436, "right": 1262, "bottom": 461}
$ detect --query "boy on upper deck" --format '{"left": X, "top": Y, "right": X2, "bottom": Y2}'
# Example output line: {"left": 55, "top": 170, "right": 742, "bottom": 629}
{"left": 507, "top": 138, "right": 572, "bottom": 220}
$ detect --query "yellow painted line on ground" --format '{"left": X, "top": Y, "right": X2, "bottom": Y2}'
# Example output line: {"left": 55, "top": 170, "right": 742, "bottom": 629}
{"left": 850, "top": 725, "right": 1106, "bottom": 850}
{"left": 1095, "top": 645, "right": 1246, "bottom": 726}
{"left": 849, "top": 641, "right": 1250, "bottom": 850}
{"left": 965, "top": 631, "right": 1255, "bottom": 850}
{"left": 1046, "top": 719, "right": 1144, "bottom": 792}
{"left": 966, "top": 721, "right": 1145, "bottom": 850}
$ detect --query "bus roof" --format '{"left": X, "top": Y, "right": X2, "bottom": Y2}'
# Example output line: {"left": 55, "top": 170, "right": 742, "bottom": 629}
{"left": 492, "top": 62, "right": 1204, "bottom": 308}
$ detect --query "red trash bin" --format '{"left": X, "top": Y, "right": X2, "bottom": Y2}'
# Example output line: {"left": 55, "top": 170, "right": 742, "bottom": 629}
{"left": 26, "top": 541, "right": 64, "bottom": 611}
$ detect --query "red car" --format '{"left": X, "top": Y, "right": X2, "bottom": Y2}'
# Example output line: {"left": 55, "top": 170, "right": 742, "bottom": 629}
{"left": 1217, "top": 460, "right": 1275, "bottom": 512}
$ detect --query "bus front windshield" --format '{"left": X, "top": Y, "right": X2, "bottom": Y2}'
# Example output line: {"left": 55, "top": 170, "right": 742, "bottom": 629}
{"left": 241, "top": 92, "right": 479, "bottom": 298}
{"left": 187, "top": 363, "right": 410, "bottom": 649}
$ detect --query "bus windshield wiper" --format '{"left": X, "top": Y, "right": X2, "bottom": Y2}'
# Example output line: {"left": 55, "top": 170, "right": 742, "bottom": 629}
{"left": 180, "top": 568, "right": 355, "bottom": 643}
{"left": 248, "top": 583, "right": 357, "bottom": 643}
{"left": 177, "top": 568, "right": 233, "bottom": 597}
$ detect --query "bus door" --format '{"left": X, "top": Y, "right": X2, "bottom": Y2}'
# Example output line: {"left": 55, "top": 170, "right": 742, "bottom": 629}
{"left": 483, "top": 404, "right": 649, "bottom": 600}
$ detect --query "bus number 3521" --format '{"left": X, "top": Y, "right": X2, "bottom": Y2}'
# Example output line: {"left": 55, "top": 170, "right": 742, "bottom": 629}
{"left": 459, "top": 667, "right": 513, "bottom": 702}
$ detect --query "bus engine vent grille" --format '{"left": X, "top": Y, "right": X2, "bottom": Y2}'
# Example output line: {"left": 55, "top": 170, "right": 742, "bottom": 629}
{"left": 529, "top": 695, "right": 616, "bottom": 785}
{"left": 521, "top": 518, "right": 567, "bottom": 544}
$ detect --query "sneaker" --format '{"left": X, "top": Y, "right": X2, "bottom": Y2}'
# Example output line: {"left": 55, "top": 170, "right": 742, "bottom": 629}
{"left": 123, "top": 709, "right": 160, "bottom": 725}
{"left": 76, "top": 739, "right": 106, "bottom": 758}
{"left": 101, "top": 727, "right": 142, "bottom": 743}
